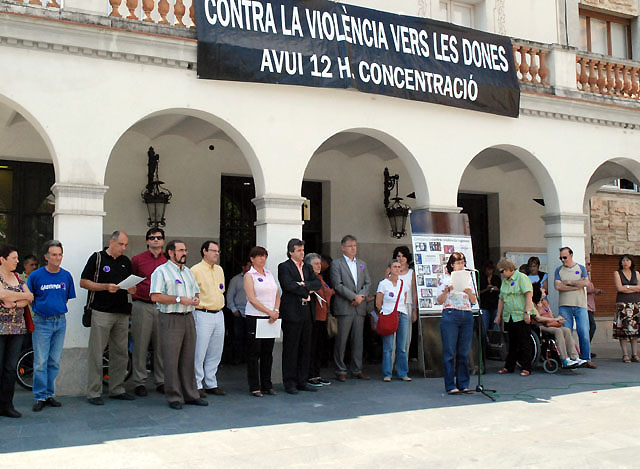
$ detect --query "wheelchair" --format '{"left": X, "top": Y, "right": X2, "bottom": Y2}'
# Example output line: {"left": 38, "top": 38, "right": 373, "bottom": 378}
{"left": 491, "top": 325, "right": 563, "bottom": 373}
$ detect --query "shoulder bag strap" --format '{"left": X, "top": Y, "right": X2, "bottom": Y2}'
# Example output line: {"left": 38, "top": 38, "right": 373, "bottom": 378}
{"left": 86, "top": 251, "right": 101, "bottom": 309}
{"left": 392, "top": 280, "right": 403, "bottom": 313}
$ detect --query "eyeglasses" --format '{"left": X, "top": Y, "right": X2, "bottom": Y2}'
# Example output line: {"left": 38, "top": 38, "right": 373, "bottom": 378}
{"left": 559, "top": 256, "right": 568, "bottom": 260}
{"left": 147, "top": 236, "right": 164, "bottom": 240}
{"left": 499, "top": 269, "right": 505, "bottom": 274}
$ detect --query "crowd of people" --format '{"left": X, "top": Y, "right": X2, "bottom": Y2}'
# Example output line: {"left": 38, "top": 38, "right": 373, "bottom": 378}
{"left": 0, "top": 232, "right": 637, "bottom": 418}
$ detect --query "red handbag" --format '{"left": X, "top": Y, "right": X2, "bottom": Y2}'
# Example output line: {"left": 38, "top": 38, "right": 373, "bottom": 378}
{"left": 376, "top": 280, "right": 403, "bottom": 336}
{"left": 14, "top": 273, "right": 34, "bottom": 333}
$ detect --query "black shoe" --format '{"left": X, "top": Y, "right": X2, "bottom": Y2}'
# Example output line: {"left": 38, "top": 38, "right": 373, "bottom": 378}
{"left": 185, "top": 398, "right": 208, "bottom": 406}
{"left": 591, "top": 352, "right": 597, "bottom": 358}
{"left": 88, "top": 397, "right": 104, "bottom": 406}
{"left": 32, "top": 401, "right": 46, "bottom": 412}
{"left": 110, "top": 392, "right": 136, "bottom": 401}
{"left": 0, "top": 408, "right": 22, "bottom": 418}
{"left": 318, "top": 377, "right": 331, "bottom": 386}
{"left": 156, "top": 384, "right": 165, "bottom": 394}
{"left": 134, "top": 385, "right": 148, "bottom": 397}
{"left": 262, "top": 389, "right": 277, "bottom": 396}
{"left": 285, "top": 387, "right": 299, "bottom": 395}
{"left": 46, "top": 397, "right": 62, "bottom": 407}
{"left": 296, "top": 384, "right": 317, "bottom": 392}
{"left": 169, "top": 401, "right": 182, "bottom": 410}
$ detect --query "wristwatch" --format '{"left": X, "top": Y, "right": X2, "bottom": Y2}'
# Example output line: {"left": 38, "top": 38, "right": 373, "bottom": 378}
{"left": 176, "top": 296, "right": 181, "bottom": 303}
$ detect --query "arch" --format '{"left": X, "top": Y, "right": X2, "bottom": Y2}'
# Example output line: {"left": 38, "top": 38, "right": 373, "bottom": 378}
{"left": 458, "top": 143, "right": 560, "bottom": 213}
{"left": 0, "top": 93, "right": 58, "bottom": 178}
{"left": 583, "top": 157, "right": 640, "bottom": 206}
{"left": 304, "top": 126, "right": 429, "bottom": 206}
{"left": 105, "top": 107, "right": 266, "bottom": 196}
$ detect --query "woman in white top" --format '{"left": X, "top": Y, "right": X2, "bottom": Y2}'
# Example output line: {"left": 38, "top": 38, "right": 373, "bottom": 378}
{"left": 244, "top": 246, "right": 280, "bottom": 397}
{"left": 376, "top": 259, "right": 411, "bottom": 381}
{"left": 435, "top": 252, "right": 476, "bottom": 394}
{"left": 385, "top": 246, "right": 418, "bottom": 355}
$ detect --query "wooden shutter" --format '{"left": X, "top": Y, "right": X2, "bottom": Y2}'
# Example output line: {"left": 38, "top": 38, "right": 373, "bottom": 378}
{"left": 591, "top": 254, "right": 630, "bottom": 317}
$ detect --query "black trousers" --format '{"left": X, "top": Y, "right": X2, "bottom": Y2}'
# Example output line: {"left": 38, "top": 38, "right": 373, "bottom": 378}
{"left": 0, "top": 334, "right": 24, "bottom": 411}
{"left": 282, "top": 306, "right": 312, "bottom": 390}
{"left": 588, "top": 310, "right": 597, "bottom": 342}
{"left": 504, "top": 319, "right": 532, "bottom": 372}
{"left": 309, "top": 319, "right": 329, "bottom": 379}
{"left": 246, "top": 316, "right": 274, "bottom": 392}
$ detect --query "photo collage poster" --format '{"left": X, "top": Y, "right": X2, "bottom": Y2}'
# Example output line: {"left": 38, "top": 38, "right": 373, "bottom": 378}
{"left": 412, "top": 235, "right": 479, "bottom": 315}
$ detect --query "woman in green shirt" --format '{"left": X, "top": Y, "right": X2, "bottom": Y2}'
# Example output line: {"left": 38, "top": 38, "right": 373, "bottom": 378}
{"left": 494, "top": 258, "right": 534, "bottom": 376}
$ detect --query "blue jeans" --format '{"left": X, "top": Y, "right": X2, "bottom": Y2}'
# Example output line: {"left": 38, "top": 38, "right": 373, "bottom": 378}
{"left": 440, "top": 309, "right": 474, "bottom": 391}
{"left": 32, "top": 314, "right": 66, "bottom": 401}
{"left": 558, "top": 306, "right": 590, "bottom": 360}
{"left": 481, "top": 308, "right": 498, "bottom": 335}
{"left": 382, "top": 313, "right": 409, "bottom": 378}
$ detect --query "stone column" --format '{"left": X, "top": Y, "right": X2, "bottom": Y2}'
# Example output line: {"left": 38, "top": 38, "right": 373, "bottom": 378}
{"left": 52, "top": 182, "right": 108, "bottom": 396}
{"left": 543, "top": 212, "right": 588, "bottom": 313}
{"left": 251, "top": 194, "right": 305, "bottom": 385}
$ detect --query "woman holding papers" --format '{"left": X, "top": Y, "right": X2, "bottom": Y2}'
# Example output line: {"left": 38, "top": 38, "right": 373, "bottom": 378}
{"left": 244, "top": 246, "right": 280, "bottom": 397}
{"left": 304, "top": 253, "right": 334, "bottom": 387}
{"left": 436, "top": 252, "right": 477, "bottom": 394}
{"left": 376, "top": 259, "right": 411, "bottom": 382}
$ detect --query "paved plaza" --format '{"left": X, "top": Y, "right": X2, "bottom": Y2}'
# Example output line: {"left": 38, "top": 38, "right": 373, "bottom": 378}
{"left": 2, "top": 342, "right": 639, "bottom": 468}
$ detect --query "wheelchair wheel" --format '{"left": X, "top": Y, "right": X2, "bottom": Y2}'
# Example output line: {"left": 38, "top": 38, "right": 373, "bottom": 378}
{"left": 16, "top": 348, "right": 34, "bottom": 390}
{"left": 516, "top": 330, "right": 541, "bottom": 369}
{"left": 543, "top": 358, "right": 559, "bottom": 373}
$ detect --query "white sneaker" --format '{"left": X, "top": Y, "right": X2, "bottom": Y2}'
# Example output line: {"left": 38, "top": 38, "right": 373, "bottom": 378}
{"left": 563, "top": 358, "right": 575, "bottom": 368}
{"left": 575, "top": 359, "right": 587, "bottom": 367}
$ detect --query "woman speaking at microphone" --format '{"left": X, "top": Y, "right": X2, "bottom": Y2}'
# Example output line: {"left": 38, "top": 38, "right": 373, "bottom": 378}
{"left": 436, "top": 252, "right": 476, "bottom": 395}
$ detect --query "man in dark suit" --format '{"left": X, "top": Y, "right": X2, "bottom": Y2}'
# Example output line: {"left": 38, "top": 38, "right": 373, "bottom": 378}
{"left": 331, "top": 235, "right": 371, "bottom": 381}
{"left": 278, "top": 238, "right": 322, "bottom": 394}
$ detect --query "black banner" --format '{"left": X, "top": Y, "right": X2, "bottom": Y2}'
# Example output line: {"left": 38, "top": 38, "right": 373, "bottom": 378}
{"left": 195, "top": 0, "right": 520, "bottom": 117}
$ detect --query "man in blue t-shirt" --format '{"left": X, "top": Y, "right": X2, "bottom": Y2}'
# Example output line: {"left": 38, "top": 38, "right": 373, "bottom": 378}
{"left": 27, "top": 240, "right": 76, "bottom": 412}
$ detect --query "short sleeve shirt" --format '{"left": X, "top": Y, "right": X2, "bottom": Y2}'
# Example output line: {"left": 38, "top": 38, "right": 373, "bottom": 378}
{"left": 377, "top": 278, "right": 408, "bottom": 315}
{"left": 150, "top": 261, "right": 200, "bottom": 314}
{"left": 499, "top": 270, "right": 533, "bottom": 322}
{"left": 28, "top": 267, "right": 76, "bottom": 317}
{"left": 554, "top": 264, "right": 588, "bottom": 308}
{"left": 81, "top": 250, "right": 132, "bottom": 313}
{"left": 436, "top": 273, "right": 473, "bottom": 311}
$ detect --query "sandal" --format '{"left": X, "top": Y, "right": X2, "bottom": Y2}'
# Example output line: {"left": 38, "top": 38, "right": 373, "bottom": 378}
{"left": 520, "top": 370, "right": 531, "bottom": 376}
{"left": 461, "top": 388, "right": 473, "bottom": 394}
{"left": 497, "top": 368, "right": 510, "bottom": 374}
{"left": 623, "top": 355, "right": 631, "bottom": 363}
{"left": 447, "top": 388, "right": 461, "bottom": 395}
{"left": 631, "top": 355, "right": 640, "bottom": 363}
{"left": 251, "top": 390, "right": 264, "bottom": 397}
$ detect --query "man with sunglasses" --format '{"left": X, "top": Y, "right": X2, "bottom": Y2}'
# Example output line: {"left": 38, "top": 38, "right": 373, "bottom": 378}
{"left": 554, "top": 247, "right": 597, "bottom": 368}
{"left": 129, "top": 228, "right": 168, "bottom": 396}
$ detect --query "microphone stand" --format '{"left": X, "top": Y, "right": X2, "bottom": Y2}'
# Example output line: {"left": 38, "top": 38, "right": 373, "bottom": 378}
{"left": 468, "top": 269, "right": 496, "bottom": 402}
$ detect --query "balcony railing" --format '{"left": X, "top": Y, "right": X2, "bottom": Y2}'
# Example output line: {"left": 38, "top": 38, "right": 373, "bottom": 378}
{"left": 513, "top": 42, "right": 550, "bottom": 86}
{"left": 10, "top": 0, "right": 60, "bottom": 7}
{"left": 108, "top": 0, "right": 195, "bottom": 28}
{"left": 576, "top": 53, "right": 640, "bottom": 101}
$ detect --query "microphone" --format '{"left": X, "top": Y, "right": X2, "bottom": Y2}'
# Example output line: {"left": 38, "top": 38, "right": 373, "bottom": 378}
{"left": 464, "top": 268, "right": 479, "bottom": 272}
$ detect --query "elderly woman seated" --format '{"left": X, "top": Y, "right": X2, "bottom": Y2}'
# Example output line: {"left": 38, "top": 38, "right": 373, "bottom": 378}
{"left": 531, "top": 284, "right": 586, "bottom": 369}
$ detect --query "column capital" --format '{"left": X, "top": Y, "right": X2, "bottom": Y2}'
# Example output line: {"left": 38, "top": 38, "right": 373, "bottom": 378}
{"left": 418, "top": 204, "right": 462, "bottom": 214}
{"left": 252, "top": 194, "right": 305, "bottom": 227}
{"left": 542, "top": 212, "right": 588, "bottom": 239}
{"left": 52, "top": 182, "right": 109, "bottom": 217}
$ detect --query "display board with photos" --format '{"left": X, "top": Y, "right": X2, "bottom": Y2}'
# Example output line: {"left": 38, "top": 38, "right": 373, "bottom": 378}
{"left": 413, "top": 234, "right": 479, "bottom": 315}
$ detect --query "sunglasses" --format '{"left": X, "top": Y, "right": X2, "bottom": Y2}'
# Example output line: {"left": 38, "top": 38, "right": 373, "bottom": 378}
{"left": 147, "top": 236, "right": 164, "bottom": 240}
{"left": 559, "top": 256, "right": 568, "bottom": 260}
{"left": 499, "top": 269, "right": 505, "bottom": 274}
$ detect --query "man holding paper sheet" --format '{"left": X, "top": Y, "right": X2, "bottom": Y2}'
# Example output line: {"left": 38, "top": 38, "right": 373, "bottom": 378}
{"left": 278, "top": 239, "right": 321, "bottom": 394}
{"left": 80, "top": 230, "right": 137, "bottom": 405}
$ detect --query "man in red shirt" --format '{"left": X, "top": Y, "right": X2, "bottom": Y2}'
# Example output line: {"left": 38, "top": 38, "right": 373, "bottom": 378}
{"left": 130, "top": 228, "right": 168, "bottom": 396}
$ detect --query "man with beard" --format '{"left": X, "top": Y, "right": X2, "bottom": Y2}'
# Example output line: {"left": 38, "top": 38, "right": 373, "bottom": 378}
{"left": 150, "top": 240, "right": 208, "bottom": 409}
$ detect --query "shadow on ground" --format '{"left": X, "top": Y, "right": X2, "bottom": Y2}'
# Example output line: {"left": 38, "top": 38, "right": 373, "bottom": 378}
{"left": 3, "top": 343, "right": 639, "bottom": 454}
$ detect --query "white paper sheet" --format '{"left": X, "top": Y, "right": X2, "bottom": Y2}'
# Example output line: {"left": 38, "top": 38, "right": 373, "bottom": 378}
{"left": 255, "top": 318, "right": 282, "bottom": 339}
{"left": 117, "top": 275, "right": 146, "bottom": 290}
{"left": 450, "top": 270, "right": 471, "bottom": 292}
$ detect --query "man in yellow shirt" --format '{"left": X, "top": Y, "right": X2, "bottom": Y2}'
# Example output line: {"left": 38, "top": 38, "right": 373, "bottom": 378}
{"left": 191, "top": 241, "right": 226, "bottom": 397}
